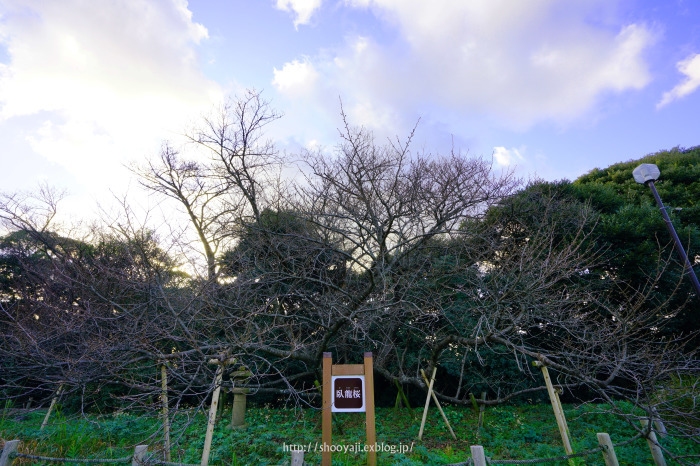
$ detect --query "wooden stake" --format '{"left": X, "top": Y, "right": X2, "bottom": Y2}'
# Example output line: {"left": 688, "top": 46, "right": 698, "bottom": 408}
{"left": 533, "top": 362, "right": 572, "bottom": 455}
{"left": 201, "top": 362, "right": 226, "bottom": 466}
{"left": 478, "top": 392, "right": 486, "bottom": 430}
{"left": 160, "top": 364, "right": 171, "bottom": 462}
{"left": 418, "top": 366, "right": 437, "bottom": 440}
{"left": 469, "top": 393, "right": 479, "bottom": 412}
{"left": 40, "top": 383, "right": 64, "bottom": 431}
{"left": 641, "top": 419, "right": 667, "bottom": 466}
{"left": 597, "top": 433, "right": 619, "bottom": 466}
{"left": 553, "top": 388, "right": 570, "bottom": 437}
{"left": 420, "top": 369, "right": 456, "bottom": 439}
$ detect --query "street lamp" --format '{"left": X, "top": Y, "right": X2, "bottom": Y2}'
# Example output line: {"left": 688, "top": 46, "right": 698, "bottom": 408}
{"left": 632, "top": 163, "right": 700, "bottom": 297}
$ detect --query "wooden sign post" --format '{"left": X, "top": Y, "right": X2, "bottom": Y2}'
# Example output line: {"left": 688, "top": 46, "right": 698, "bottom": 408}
{"left": 322, "top": 352, "right": 376, "bottom": 466}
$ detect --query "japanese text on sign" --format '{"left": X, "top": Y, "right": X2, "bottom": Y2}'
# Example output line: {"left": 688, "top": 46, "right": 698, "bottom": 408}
{"left": 332, "top": 376, "right": 365, "bottom": 412}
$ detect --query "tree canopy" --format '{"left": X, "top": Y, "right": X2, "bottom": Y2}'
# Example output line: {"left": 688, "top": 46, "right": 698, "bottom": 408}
{"left": 1, "top": 94, "right": 697, "bottom": 462}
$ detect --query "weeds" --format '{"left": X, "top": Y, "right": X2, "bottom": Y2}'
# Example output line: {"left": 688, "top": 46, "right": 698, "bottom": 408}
{"left": 1, "top": 403, "right": 698, "bottom": 465}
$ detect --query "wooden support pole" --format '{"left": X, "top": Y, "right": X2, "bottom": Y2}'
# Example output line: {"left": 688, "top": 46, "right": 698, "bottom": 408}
{"left": 641, "top": 419, "right": 667, "bottom": 466}
{"left": 394, "top": 379, "right": 411, "bottom": 410}
{"left": 478, "top": 392, "right": 486, "bottom": 430}
{"left": 470, "top": 445, "right": 487, "bottom": 466}
{"left": 290, "top": 449, "right": 304, "bottom": 466}
{"left": 420, "top": 369, "right": 456, "bottom": 439}
{"left": 160, "top": 365, "right": 171, "bottom": 462}
{"left": 364, "top": 352, "right": 377, "bottom": 466}
{"left": 322, "top": 352, "right": 332, "bottom": 466}
{"left": 553, "top": 388, "right": 570, "bottom": 437}
{"left": 418, "top": 366, "right": 437, "bottom": 440}
{"left": 40, "top": 383, "right": 64, "bottom": 431}
{"left": 654, "top": 417, "right": 668, "bottom": 439}
{"left": 597, "top": 433, "right": 619, "bottom": 466}
{"left": 651, "top": 408, "right": 668, "bottom": 439}
{"left": 533, "top": 362, "right": 572, "bottom": 455}
{"left": 0, "top": 439, "right": 19, "bottom": 466}
{"left": 131, "top": 445, "right": 148, "bottom": 466}
{"left": 469, "top": 393, "right": 479, "bottom": 412}
{"left": 201, "top": 363, "right": 224, "bottom": 466}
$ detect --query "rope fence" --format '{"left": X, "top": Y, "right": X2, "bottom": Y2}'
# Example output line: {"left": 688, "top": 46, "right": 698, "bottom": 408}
{"left": 487, "top": 446, "right": 603, "bottom": 464}
{"left": 445, "top": 431, "right": 645, "bottom": 466}
{"left": 0, "top": 431, "right": 654, "bottom": 466}
{"left": 11, "top": 453, "right": 132, "bottom": 464}
{"left": 9, "top": 454, "right": 202, "bottom": 466}
{"left": 0, "top": 441, "right": 196, "bottom": 466}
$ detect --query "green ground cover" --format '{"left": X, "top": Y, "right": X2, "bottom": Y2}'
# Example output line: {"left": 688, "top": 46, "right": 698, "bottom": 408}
{"left": 1, "top": 402, "right": 696, "bottom": 465}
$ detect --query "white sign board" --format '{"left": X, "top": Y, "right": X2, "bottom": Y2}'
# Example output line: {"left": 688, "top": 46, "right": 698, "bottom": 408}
{"left": 331, "top": 375, "right": 365, "bottom": 412}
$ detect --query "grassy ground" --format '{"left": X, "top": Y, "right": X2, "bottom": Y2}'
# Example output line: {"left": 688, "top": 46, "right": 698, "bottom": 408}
{"left": 1, "top": 401, "right": 697, "bottom": 465}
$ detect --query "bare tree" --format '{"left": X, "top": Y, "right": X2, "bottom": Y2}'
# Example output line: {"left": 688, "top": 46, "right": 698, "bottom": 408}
{"left": 3, "top": 95, "right": 697, "bottom": 464}
{"left": 133, "top": 90, "right": 282, "bottom": 282}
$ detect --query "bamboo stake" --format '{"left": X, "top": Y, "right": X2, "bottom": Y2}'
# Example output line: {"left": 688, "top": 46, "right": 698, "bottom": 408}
{"left": 533, "top": 362, "right": 573, "bottom": 455}
{"left": 420, "top": 369, "right": 456, "bottom": 439}
{"left": 553, "top": 388, "right": 570, "bottom": 437}
{"left": 40, "top": 383, "right": 64, "bottom": 431}
{"left": 161, "top": 364, "right": 171, "bottom": 462}
{"left": 201, "top": 361, "right": 227, "bottom": 466}
{"left": 418, "top": 367, "right": 437, "bottom": 440}
{"left": 651, "top": 408, "right": 668, "bottom": 439}
{"left": 641, "top": 419, "right": 667, "bottom": 466}
{"left": 597, "top": 433, "right": 619, "bottom": 466}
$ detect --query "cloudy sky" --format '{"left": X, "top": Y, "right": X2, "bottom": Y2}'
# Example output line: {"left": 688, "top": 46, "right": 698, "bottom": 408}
{"left": 0, "top": 0, "right": 698, "bottom": 219}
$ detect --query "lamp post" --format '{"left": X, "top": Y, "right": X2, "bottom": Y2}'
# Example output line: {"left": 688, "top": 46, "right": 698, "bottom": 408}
{"left": 632, "top": 163, "right": 700, "bottom": 297}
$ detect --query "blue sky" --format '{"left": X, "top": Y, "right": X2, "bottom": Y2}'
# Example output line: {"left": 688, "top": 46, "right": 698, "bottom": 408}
{"left": 0, "top": 0, "right": 698, "bottom": 220}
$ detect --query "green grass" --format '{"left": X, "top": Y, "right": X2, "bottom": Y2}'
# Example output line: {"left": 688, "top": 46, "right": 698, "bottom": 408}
{"left": 1, "top": 401, "right": 698, "bottom": 465}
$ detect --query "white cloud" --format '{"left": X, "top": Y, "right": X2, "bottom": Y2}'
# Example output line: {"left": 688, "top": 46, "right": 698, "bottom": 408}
{"left": 272, "top": 59, "right": 319, "bottom": 97}
{"left": 0, "top": 0, "right": 222, "bottom": 196}
{"left": 296, "top": 0, "right": 656, "bottom": 129}
{"left": 276, "top": 0, "right": 322, "bottom": 29}
{"left": 493, "top": 147, "right": 524, "bottom": 167}
{"left": 657, "top": 53, "right": 700, "bottom": 108}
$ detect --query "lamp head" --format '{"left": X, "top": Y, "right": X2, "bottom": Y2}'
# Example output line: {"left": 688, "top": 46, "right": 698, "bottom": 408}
{"left": 632, "top": 163, "right": 660, "bottom": 184}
